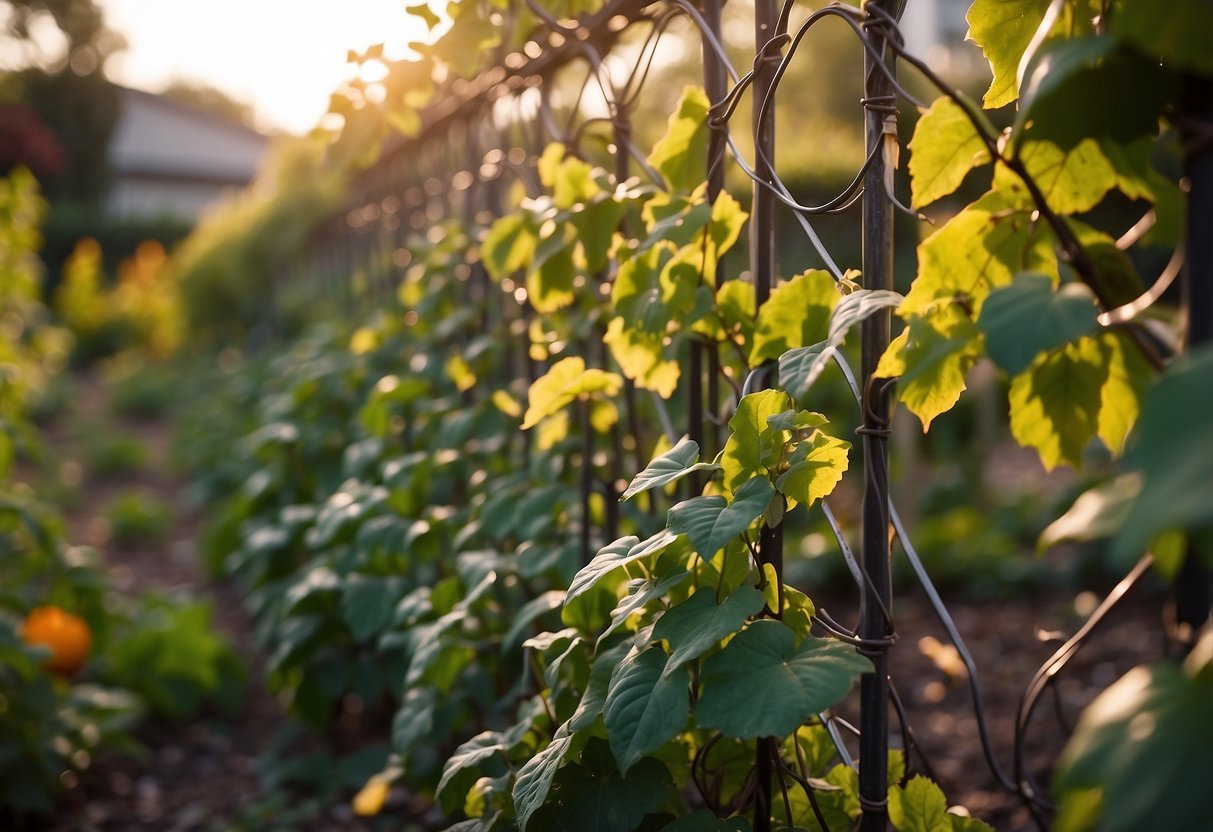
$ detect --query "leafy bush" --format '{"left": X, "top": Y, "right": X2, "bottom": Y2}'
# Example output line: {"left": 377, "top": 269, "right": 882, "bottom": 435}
{"left": 103, "top": 595, "right": 244, "bottom": 719}
{"left": 169, "top": 134, "right": 344, "bottom": 343}
{"left": 104, "top": 489, "right": 173, "bottom": 546}
{"left": 82, "top": 432, "right": 149, "bottom": 478}
{"left": 54, "top": 236, "right": 183, "bottom": 364}
{"left": 103, "top": 355, "right": 182, "bottom": 420}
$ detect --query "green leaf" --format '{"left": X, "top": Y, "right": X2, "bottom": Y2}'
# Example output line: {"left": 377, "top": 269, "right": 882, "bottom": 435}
{"left": 550, "top": 754, "right": 673, "bottom": 832}
{"left": 514, "top": 727, "right": 575, "bottom": 831}
{"left": 565, "top": 531, "right": 678, "bottom": 607}
{"left": 436, "top": 730, "right": 509, "bottom": 803}
{"left": 481, "top": 211, "right": 537, "bottom": 282}
{"left": 696, "top": 621, "right": 870, "bottom": 739}
{"left": 622, "top": 436, "right": 721, "bottom": 500}
{"left": 1038, "top": 474, "right": 1141, "bottom": 551}
{"left": 750, "top": 270, "right": 840, "bottom": 366}
{"left": 571, "top": 639, "right": 633, "bottom": 732}
{"left": 1054, "top": 651, "right": 1213, "bottom": 832}
{"left": 720, "top": 389, "right": 793, "bottom": 494}
{"left": 1113, "top": 347, "right": 1213, "bottom": 560}
{"left": 522, "top": 357, "right": 623, "bottom": 429}
{"left": 603, "top": 647, "right": 690, "bottom": 772}
{"left": 599, "top": 571, "right": 690, "bottom": 646}
{"left": 392, "top": 687, "right": 436, "bottom": 758}
{"left": 667, "top": 477, "right": 774, "bottom": 559}
{"left": 1112, "top": 0, "right": 1213, "bottom": 73}
{"left": 787, "top": 761, "right": 859, "bottom": 830}
{"left": 342, "top": 576, "right": 398, "bottom": 642}
{"left": 965, "top": 0, "right": 1052, "bottom": 108}
{"left": 909, "top": 96, "right": 992, "bottom": 209}
{"left": 504, "top": 590, "right": 566, "bottom": 650}
{"left": 1014, "top": 37, "right": 1172, "bottom": 149}
{"left": 888, "top": 776, "right": 964, "bottom": 832}
{"left": 776, "top": 432, "right": 851, "bottom": 508}
{"left": 527, "top": 226, "right": 576, "bottom": 313}
{"left": 1009, "top": 336, "right": 1109, "bottom": 470}
{"left": 877, "top": 307, "right": 984, "bottom": 430}
{"left": 651, "top": 586, "right": 766, "bottom": 676}
{"left": 978, "top": 274, "right": 1099, "bottom": 376}
{"left": 647, "top": 86, "right": 711, "bottom": 193}
{"left": 570, "top": 195, "right": 628, "bottom": 273}
{"left": 779, "top": 289, "right": 903, "bottom": 402}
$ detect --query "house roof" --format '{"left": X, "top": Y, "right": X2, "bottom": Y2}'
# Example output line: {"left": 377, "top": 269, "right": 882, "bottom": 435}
{"left": 108, "top": 86, "right": 270, "bottom": 183}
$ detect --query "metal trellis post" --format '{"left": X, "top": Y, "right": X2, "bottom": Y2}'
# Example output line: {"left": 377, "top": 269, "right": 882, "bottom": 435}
{"left": 858, "top": 0, "right": 898, "bottom": 829}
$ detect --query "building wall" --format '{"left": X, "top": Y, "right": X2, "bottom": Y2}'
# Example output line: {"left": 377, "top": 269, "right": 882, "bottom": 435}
{"left": 106, "top": 88, "right": 268, "bottom": 221}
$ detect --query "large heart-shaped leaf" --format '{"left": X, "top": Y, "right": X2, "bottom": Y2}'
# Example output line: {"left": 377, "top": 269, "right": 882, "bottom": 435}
{"left": 603, "top": 647, "right": 690, "bottom": 772}
{"left": 667, "top": 477, "right": 773, "bottom": 559}
{"left": 651, "top": 586, "right": 766, "bottom": 676}
{"left": 696, "top": 620, "right": 870, "bottom": 739}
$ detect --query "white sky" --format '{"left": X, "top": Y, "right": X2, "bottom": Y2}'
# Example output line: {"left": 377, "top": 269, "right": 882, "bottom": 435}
{"left": 98, "top": 0, "right": 429, "bottom": 134}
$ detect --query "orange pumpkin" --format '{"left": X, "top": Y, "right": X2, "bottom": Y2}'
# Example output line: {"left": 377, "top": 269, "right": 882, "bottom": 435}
{"left": 22, "top": 605, "right": 92, "bottom": 675}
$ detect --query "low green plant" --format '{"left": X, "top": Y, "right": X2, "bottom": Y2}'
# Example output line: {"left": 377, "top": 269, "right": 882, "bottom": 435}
{"left": 104, "top": 490, "right": 173, "bottom": 546}
{"left": 103, "top": 595, "right": 244, "bottom": 719}
{"left": 104, "top": 357, "right": 182, "bottom": 421}
{"left": 83, "top": 432, "right": 149, "bottom": 479}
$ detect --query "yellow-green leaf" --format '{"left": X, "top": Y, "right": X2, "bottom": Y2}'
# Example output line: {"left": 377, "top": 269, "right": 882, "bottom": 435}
{"left": 1008, "top": 336, "right": 1108, "bottom": 470}
{"left": 966, "top": 0, "right": 1053, "bottom": 108}
{"left": 999, "top": 138, "right": 1120, "bottom": 215}
{"left": 481, "top": 213, "right": 538, "bottom": 282}
{"left": 720, "top": 389, "right": 792, "bottom": 494}
{"left": 1097, "top": 331, "right": 1150, "bottom": 457}
{"left": 646, "top": 86, "right": 711, "bottom": 194}
{"left": 750, "top": 270, "right": 840, "bottom": 366}
{"left": 603, "top": 317, "right": 680, "bottom": 398}
{"left": 909, "top": 96, "right": 992, "bottom": 209}
{"left": 901, "top": 190, "right": 1056, "bottom": 317}
{"left": 522, "top": 356, "right": 623, "bottom": 429}
{"left": 775, "top": 431, "right": 851, "bottom": 509}
{"left": 878, "top": 307, "right": 983, "bottom": 431}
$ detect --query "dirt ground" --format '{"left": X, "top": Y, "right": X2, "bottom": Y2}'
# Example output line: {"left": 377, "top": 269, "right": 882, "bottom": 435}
{"left": 35, "top": 375, "right": 1171, "bottom": 831}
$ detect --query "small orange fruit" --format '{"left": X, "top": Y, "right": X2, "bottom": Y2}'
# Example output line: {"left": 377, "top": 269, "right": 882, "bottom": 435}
{"left": 22, "top": 605, "right": 92, "bottom": 675}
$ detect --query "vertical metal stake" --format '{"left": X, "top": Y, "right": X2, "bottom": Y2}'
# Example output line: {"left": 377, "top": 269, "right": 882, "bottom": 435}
{"left": 751, "top": 0, "right": 780, "bottom": 828}
{"left": 859, "top": 2, "right": 896, "bottom": 830}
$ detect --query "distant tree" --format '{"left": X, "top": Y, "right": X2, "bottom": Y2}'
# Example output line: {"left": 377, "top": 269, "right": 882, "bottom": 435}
{"left": 0, "top": 0, "right": 124, "bottom": 205}
{"left": 160, "top": 80, "right": 257, "bottom": 129}
{"left": 0, "top": 103, "right": 66, "bottom": 177}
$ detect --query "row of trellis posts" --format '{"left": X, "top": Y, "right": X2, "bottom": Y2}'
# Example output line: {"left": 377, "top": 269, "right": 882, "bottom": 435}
{"left": 269, "top": 0, "right": 1213, "bottom": 828}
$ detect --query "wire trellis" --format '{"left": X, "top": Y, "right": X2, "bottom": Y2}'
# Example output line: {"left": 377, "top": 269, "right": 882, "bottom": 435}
{"left": 270, "top": 1, "right": 1198, "bottom": 829}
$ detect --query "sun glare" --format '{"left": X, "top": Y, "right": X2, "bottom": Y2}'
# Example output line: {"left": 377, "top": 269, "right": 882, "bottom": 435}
{"left": 99, "top": 0, "right": 432, "bottom": 134}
